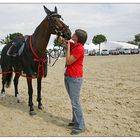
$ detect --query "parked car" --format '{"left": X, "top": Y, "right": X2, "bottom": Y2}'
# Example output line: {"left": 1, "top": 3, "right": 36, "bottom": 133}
{"left": 109, "top": 50, "right": 113, "bottom": 54}
{"left": 101, "top": 49, "right": 109, "bottom": 55}
{"left": 88, "top": 49, "right": 96, "bottom": 56}
{"left": 110, "top": 49, "right": 119, "bottom": 55}
{"left": 131, "top": 48, "right": 139, "bottom": 54}
{"left": 123, "top": 48, "right": 131, "bottom": 54}
{"left": 119, "top": 48, "right": 125, "bottom": 54}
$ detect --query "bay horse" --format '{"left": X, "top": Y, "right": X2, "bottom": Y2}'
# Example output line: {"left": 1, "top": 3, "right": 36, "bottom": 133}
{"left": 0, "top": 6, "right": 71, "bottom": 115}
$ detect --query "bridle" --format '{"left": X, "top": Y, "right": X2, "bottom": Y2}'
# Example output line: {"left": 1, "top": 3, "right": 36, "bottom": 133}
{"left": 47, "top": 14, "right": 69, "bottom": 37}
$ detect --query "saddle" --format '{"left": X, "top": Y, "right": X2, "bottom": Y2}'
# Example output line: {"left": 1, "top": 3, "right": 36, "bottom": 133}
{"left": 7, "top": 36, "right": 28, "bottom": 57}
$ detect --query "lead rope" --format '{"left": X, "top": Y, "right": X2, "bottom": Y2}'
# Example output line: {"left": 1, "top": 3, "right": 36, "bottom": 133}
{"left": 47, "top": 46, "right": 64, "bottom": 67}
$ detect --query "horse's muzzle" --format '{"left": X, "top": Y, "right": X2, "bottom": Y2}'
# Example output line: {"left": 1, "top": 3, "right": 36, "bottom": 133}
{"left": 62, "top": 30, "right": 71, "bottom": 40}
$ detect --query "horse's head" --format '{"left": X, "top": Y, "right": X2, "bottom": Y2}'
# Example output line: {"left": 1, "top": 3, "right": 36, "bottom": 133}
{"left": 43, "top": 6, "right": 71, "bottom": 40}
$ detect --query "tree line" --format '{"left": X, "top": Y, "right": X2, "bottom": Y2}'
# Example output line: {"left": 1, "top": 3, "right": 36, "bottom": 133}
{"left": 1, "top": 32, "right": 140, "bottom": 53}
{"left": 0, "top": 33, "right": 23, "bottom": 44}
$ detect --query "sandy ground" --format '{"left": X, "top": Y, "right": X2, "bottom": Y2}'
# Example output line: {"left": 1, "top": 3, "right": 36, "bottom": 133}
{"left": 0, "top": 54, "right": 140, "bottom": 136}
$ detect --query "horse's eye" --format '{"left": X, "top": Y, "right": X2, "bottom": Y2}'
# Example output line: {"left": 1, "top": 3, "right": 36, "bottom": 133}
{"left": 53, "top": 18, "right": 57, "bottom": 22}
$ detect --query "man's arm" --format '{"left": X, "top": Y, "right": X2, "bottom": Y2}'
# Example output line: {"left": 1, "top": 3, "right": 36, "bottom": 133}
{"left": 65, "top": 41, "right": 77, "bottom": 65}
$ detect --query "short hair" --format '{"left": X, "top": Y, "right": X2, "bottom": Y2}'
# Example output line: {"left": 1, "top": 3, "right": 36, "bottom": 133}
{"left": 75, "top": 29, "right": 87, "bottom": 45}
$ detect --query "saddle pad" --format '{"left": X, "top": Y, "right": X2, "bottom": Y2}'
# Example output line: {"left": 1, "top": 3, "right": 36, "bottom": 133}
{"left": 7, "top": 36, "right": 28, "bottom": 57}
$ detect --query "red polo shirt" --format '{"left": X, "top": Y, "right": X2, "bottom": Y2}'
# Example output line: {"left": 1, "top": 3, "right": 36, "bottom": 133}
{"left": 65, "top": 42, "right": 84, "bottom": 78}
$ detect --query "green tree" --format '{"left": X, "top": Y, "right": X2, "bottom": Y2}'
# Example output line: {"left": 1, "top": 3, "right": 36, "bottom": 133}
{"left": 127, "top": 41, "right": 137, "bottom": 45}
{"left": 134, "top": 34, "right": 140, "bottom": 48}
{"left": 92, "top": 34, "right": 107, "bottom": 55}
{"left": 0, "top": 32, "right": 23, "bottom": 45}
{"left": 134, "top": 34, "right": 140, "bottom": 43}
{"left": 0, "top": 35, "right": 11, "bottom": 45}
{"left": 53, "top": 36, "right": 64, "bottom": 47}
{"left": 128, "top": 33, "right": 140, "bottom": 48}
{"left": 53, "top": 36, "right": 66, "bottom": 57}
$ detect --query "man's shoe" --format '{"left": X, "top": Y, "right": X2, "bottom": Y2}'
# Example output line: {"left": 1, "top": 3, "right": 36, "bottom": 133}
{"left": 68, "top": 122, "right": 74, "bottom": 126}
{"left": 70, "top": 129, "right": 85, "bottom": 135}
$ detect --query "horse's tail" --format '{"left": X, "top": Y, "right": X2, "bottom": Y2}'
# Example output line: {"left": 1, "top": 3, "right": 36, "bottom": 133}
{"left": 5, "top": 72, "right": 13, "bottom": 88}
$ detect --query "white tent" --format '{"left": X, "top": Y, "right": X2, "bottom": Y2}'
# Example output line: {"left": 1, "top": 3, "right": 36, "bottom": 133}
{"left": 84, "top": 43, "right": 97, "bottom": 55}
{"left": 84, "top": 41, "right": 138, "bottom": 53}
{"left": 84, "top": 43, "right": 96, "bottom": 51}
{"left": 110, "top": 41, "right": 138, "bottom": 49}
{"left": 100, "top": 41, "right": 138, "bottom": 51}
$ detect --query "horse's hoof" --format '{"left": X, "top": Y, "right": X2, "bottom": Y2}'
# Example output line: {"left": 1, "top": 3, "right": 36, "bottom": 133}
{"left": 1, "top": 92, "right": 6, "bottom": 100}
{"left": 29, "top": 111, "right": 36, "bottom": 116}
{"left": 17, "top": 94, "right": 21, "bottom": 103}
{"left": 17, "top": 99, "right": 20, "bottom": 103}
{"left": 38, "top": 105, "right": 43, "bottom": 110}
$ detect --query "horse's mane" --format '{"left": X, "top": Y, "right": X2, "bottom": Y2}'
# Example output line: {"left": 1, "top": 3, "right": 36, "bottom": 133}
{"left": 33, "top": 17, "right": 49, "bottom": 39}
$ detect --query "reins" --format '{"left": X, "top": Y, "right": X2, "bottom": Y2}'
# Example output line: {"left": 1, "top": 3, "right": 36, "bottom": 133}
{"left": 47, "top": 45, "right": 64, "bottom": 67}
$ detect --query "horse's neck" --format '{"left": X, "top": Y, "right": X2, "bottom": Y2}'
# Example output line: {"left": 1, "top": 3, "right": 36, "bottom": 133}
{"left": 32, "top": 18, "right": 51, "bottom": 57}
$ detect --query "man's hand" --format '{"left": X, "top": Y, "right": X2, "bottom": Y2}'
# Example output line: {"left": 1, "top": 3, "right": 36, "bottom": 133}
{"left": 59, "top": 36, "right": 66, "bottom": 44}
{"left": 65, "top": 41, "right": 70, "bottom": 48}
{"left": 59, "top": 36, "right": 69, "bottom": 48}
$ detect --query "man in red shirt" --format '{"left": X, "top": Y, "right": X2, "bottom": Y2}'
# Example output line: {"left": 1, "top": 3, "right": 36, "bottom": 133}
{"left": 65, "top": 41, "right": 84, "bottom": 77}
{"left": 63, "top": 29, "right": 87, "bottom": 135}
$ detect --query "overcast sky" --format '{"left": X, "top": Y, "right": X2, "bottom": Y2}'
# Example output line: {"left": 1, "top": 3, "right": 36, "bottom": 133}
{"left": 0, "top": 3, "right": 140, "bottom": 46}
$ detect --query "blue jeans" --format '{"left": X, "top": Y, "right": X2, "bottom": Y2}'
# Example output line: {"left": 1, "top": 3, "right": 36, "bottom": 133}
{"left": 64, "top": 76, "right": 85, "bottom": 130}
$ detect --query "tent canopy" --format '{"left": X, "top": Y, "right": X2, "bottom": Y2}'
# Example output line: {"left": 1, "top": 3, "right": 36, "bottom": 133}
{"left": 84, "top": 41, "right": 138, "bottom": 52}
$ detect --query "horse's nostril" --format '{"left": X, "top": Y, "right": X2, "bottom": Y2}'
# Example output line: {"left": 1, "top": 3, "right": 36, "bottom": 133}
{"left": 67, "top": 33, "right": 71, "bottom": 37}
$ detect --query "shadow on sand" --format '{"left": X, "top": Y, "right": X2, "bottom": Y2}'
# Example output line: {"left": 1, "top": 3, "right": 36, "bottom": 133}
{"left": 0, "top": 94, "right": 71, "bottom": 129}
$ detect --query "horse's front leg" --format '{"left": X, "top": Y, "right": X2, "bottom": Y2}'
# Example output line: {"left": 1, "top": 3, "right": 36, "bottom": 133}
{"left": 13, "top": 74, "right": 21, "bottom": 103}
{"left": 37, "top": 76, "right": 43, "bottom": 110}
{"left": 27, "top": 78, "right": 36, "bottom": 115}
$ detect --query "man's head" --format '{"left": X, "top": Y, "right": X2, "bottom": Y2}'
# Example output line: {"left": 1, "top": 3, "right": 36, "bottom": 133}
{"left": 72, "top": 29, "right": 87, "bottom": 45}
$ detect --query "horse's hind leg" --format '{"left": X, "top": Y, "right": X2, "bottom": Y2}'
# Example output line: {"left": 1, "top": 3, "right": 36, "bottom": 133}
{"left": 1, "top": 75, "right": 6, "bottom": 93}
{"left": 37, "top": 77, "right": 43, "bottom": 110}
{"left": 13, "top": 74, "right": 21, "bottom": 103}
{"left": 1, "top": 75, "right": 6, "bottom": 98}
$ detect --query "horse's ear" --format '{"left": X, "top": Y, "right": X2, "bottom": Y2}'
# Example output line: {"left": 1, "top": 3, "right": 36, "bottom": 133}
{"left": 43, "top": 5, "right": 51, "bottom": 15}
{"left": 54, "top": 6, "right": 58, "bottom": 13}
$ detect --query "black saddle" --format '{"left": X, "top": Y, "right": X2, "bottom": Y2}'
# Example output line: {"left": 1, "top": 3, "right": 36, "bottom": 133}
{"left": 7, "top": 36, "right": 28, "bottom": 57}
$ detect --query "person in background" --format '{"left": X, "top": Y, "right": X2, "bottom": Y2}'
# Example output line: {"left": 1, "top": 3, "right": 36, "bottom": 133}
{"left": 62, "top": 29, "right": 87, "bottom": 135}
